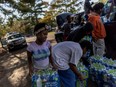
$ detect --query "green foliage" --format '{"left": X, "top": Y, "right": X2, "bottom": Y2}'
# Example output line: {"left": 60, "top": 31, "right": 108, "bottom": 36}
{"left": 99, "top": 0, "right": 107, "bottom": 3}
{"left": 20, "top": 0, "right": 35, "bottom": 4}
{"left": 0, "top": 0, "right": 48, "bottom": 24}
{"left": 0, "top": 0, "right": 49, "bottom": 36}
{"left": 0, "top": 0, "right": 84, "bottom": 37}
{"left": 50, "top": 0, "right": 82, "bottom": 13}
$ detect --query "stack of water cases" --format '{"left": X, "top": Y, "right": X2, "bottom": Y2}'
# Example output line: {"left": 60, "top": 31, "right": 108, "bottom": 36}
{"left": 31, "top": 69, "right": 60, "bottom": 87}
{"left": 88, "top": 55, "right": 116, "bottom": 87}
{"left": 76, "top": 62, "right": 89, "bottom": 87}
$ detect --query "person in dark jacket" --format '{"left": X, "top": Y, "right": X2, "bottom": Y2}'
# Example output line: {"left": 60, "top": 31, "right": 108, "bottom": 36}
{"left": 66, "top": 22, "right": 93, "bottom": 42}
{"left": 61, "top": 15, "right": 72, "bottom": 40}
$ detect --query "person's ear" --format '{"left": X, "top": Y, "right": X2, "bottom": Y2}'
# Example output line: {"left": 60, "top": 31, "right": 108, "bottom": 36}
{"left": 83, "top": 47, "right": 87, "bottom": 54}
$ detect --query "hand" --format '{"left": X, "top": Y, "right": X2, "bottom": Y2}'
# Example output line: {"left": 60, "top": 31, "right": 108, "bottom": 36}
{"left": 52, "top": 67, "right": 57, "bottom": 71}
{"left": 92, "top": 38, "right": 97, "bottom": 42}
{"left": 51, "top": 63, "right": 58, "bottom": 70}
{"left": 52, "top": 65, "right": 58, "bottom": 70}
{"left": 29, "top": 68, "right": 33, "bottom": 77}
{"left": 78, "top": 74, "right": 85, "bottom": 81}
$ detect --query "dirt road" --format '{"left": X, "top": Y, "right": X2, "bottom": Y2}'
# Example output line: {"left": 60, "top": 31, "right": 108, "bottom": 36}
{"left": 0, "top": 32, "right": 56, "bottom": 87}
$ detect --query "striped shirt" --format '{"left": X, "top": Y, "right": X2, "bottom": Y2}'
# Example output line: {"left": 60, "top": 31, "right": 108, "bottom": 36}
{"left": 27, "top": 41, "right": 51, "bottom": 69}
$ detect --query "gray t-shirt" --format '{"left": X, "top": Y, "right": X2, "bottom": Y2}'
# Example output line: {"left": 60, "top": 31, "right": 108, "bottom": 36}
{"left": 52, "top": 41, "right": 82, "bottom": 70}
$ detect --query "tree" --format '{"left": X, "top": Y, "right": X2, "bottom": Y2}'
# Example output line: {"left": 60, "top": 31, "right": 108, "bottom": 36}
{"left": 41, "top": 0, "right": 84, "bottom": 28}
{"left": 0, "top": 0, "right": 84, "bottom": 36}
{"left": 0, "top": 0, "right": 49, "bottom": 36}
{"left": 50, "top": 0, "right": 83, "bottom": 14}
{"left": 0, "top": 0, "right": 48, "bottom": 24}
{"left": 99, "top": 0, "right": 107, "bottom": 3}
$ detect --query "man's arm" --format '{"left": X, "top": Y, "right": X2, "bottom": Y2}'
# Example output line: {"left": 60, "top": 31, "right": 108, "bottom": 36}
{"left": 69, "top": 63, "right": 84, "bottom": 80}
{"left": 49, "top": 46, "right": 54, "bottom": 67}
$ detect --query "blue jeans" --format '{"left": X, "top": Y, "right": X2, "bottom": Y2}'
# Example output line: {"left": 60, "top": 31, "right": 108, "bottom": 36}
{"left": 58, "top": 68, "right": 76, "bottom": 87}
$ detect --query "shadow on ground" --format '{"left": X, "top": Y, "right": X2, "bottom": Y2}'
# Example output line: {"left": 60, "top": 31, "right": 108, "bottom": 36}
{"left": 0, "top": 32, "right": 56, "bottom": 87}
{"left": 0, "top": 47, "right": 31, "bottom": 87}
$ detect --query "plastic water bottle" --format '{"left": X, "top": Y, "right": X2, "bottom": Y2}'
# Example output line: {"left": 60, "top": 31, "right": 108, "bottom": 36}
{"left": 32, "top": 74, "right": 38, "bottom": 87}
{"left": 103, "top": 16, "right": 108, "bottom": 23}
{"left": 103, "top": 70, "right": 108, "bottom": 82}
{"left": 36, "top": 75, "right": 42, "bottom": 87}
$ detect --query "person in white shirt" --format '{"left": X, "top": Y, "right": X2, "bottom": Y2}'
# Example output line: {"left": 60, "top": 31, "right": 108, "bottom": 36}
{"left": 52, "top": 40, "right": 92, "bottom": 87}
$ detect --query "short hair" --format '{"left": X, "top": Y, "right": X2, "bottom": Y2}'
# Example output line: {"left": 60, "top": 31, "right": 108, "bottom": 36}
{"left": 83, "top": 22, "right": 93, "bottom": 32}
{"left": 79, "top": 40, "right": 92, "bottom": 50}
{"left": 76, "top": 14, "right": 82, "bottom": 24}
{"left": 66, "top": 15, "right": 71, "bottom": 20}
{"left": 34, "top": 23, "right": 46, "bottom": 33}
{"left": 92, "top": 2, "right": 104, "bottom": 12}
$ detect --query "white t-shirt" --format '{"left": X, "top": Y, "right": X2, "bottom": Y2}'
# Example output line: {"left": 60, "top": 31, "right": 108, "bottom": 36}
{"left": 27, "top": 41, "right": 51, "bottom": 69}
{"left": 52, "top": 41, "right": 83, "bottom": 70}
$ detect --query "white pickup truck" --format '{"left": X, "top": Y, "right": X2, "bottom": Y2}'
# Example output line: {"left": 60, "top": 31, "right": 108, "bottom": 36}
{"left": 1, "top": 32, "right": 27, "bottom": 51}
